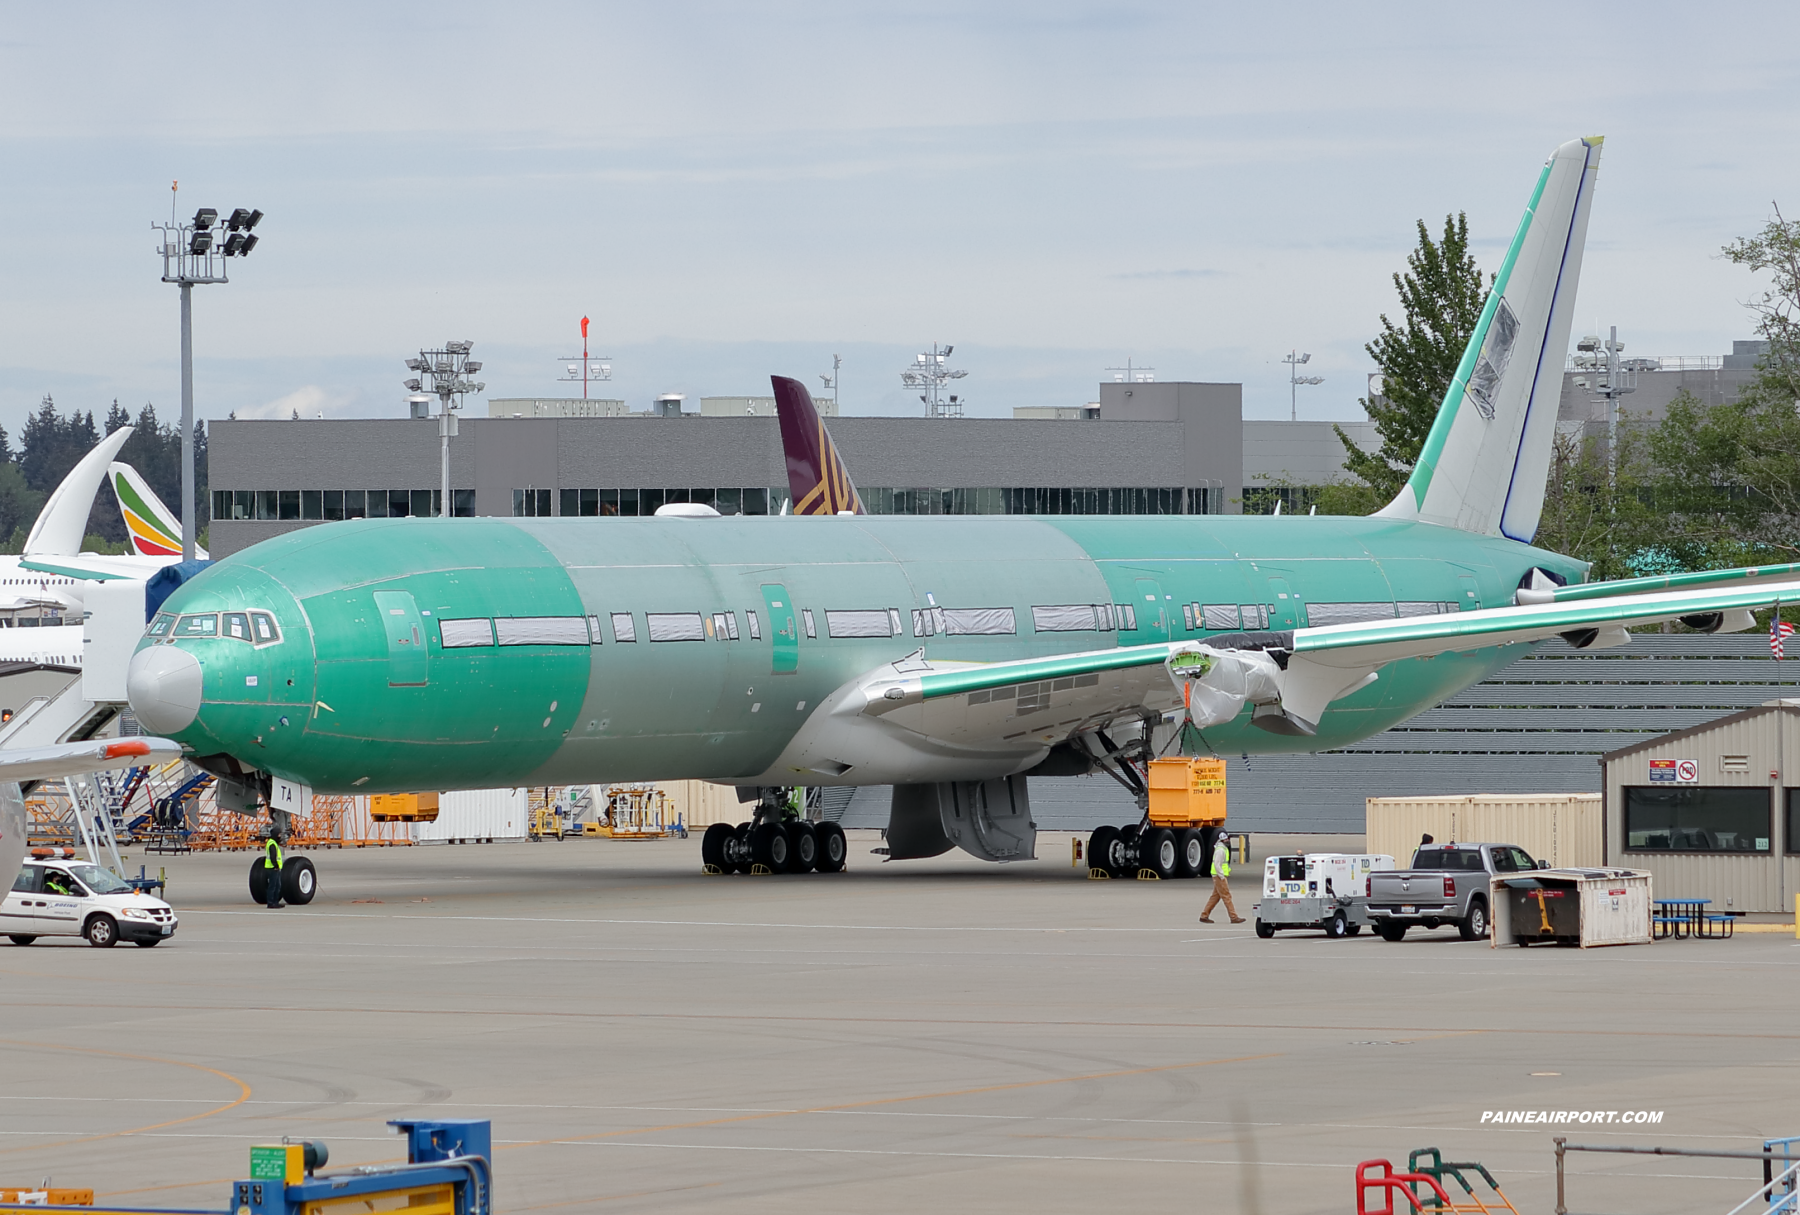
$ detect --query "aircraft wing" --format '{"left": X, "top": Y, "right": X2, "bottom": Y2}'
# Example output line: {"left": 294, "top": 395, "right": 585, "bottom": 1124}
{"left": 20, "top": 555, "right": 155, "bottom": 582}
{"left": 0, "top": 737, "right": 182, "bottom": 784}
{"left": 832, "top": 576, "right": 1800, "bottom": 758}
{"left": 1519, "top": 561, "right": 1800, "bottom": 605}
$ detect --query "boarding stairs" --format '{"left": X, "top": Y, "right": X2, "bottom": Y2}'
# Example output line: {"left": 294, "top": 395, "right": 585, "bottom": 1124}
{"left": 0, "top": 664, "right": 139, "bottom": 875}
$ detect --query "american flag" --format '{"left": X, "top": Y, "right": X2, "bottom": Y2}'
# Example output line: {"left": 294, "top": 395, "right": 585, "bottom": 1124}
{"left": 1773, "top": 618, "right": 1794, "bottom": 660}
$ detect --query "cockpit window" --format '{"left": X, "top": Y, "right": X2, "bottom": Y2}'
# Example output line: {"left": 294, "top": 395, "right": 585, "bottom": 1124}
{"left": 223, "top": 612, "right": 250, "bottom": 641}
{"left": 146, "top": 613, "right": 176, "bottom": 638}
{"left": 173, "top": 614, "right": 220, "bottom": 638}
{"left": 250, "top": 612, "right": 281, "bottom": 645}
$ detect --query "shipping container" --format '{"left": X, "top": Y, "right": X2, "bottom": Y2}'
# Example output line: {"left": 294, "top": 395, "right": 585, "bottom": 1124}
{"left": 1490, "top": 868, "right": 1652, "bottom": 948}
{"left": 1367, "top": 794, "right": 1602, "bottom": 870}
{"left": 412, "top": 788, "right": 527, "bottom": 843}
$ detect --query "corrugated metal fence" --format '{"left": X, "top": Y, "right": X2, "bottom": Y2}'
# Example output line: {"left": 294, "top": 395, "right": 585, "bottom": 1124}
{"left": 840, "top": 634, "right": 1799, "bottom": 834}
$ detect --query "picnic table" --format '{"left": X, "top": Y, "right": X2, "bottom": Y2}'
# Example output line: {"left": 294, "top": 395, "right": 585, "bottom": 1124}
{"left": 1654, "top": 898, "right": 1734, "bottom": 939}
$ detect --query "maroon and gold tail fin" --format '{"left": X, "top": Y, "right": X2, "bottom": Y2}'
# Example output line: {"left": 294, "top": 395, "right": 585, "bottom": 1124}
{"left": 772, "top": 375, "right": 865, "bottom": 515}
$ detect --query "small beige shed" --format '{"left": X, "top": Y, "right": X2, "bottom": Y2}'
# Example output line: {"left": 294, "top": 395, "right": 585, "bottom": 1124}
{"left": 1601, "top": 702, "right": 1800, "bottom": 914}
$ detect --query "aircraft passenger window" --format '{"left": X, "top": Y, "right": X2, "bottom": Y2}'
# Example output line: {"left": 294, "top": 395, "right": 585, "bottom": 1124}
{"left": 585, "top": 615, "right": 604, "bottom": 644}
{"left": 745, "top": 610, "right": 761, "bottom": 640}
{"left": 1098, "top": 604, "right": 1117, "bottom": 631}
{"left": 439, "top": 618, "right": 495, "bottom": 648}
{"left": 825, "top": 610, "right": 892, "bottom": 638}
{"left": 1306, "top": 603, "right": 1397, "bottom": 627}
{"left": 802, "top": 609, "right": 816, "bottom": 639}
{"left": 1240, "top": 604, "right": 1268, "bottom": 630}
{"left": 1114, "top": 604, "right": 1137, "bottom": 631}
{"left": 646, "top": 613, "right": 705, "bottom": 642}
{"left": 941, "top": 608, "right": 1016, "bottom": 636}
{"left": 1181, "top": 603, "right": 1196, "bottom": 631}
{"left": 721, "top": 612, "right": 740, "bottom": 640}
{"left": 174, "top": 614, "right": 220, "bottom": 638}
{"left": 496, "top": 617, "right": 590, "bottom": 646}
{"left": 250, "top": 613, "right": 280, "bottom": 645}
{"left": 1202, "top": 605, "right": 1240, "bottom": 630}
{"left": 1396, "top": 602, "right": 1442, "bottom": 618}
{"left": 222, "top": 612, "right": 250, "bottom": 641}
{"left": 146, "top": 614, "right": 176, "bottom": 638}
{"left": 911, "top": 608, "right": 935, "bottom": 637}
{"left": 610, "top": 613, "right": 636, "bottom": 642}
{"left": 1031, "top": 605, "right": 1099, "bottom": 632}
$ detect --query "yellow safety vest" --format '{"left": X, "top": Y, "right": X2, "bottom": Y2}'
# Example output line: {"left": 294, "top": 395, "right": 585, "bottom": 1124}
{"left": 1213, "top": 841, "right": 1230, "bottom": 878}
{"left": 265, "top": 839, "right": 283, "bottom": 869}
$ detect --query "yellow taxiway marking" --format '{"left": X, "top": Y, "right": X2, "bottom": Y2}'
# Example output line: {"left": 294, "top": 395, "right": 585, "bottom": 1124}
{"left": 0, "top": 1038, "right": 250, "bottom": 1155}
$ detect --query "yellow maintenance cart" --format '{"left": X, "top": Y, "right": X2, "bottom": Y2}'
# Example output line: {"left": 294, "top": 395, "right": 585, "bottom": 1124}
{"left": 1086, "top": 756, "right": 1231, "bottom": 880}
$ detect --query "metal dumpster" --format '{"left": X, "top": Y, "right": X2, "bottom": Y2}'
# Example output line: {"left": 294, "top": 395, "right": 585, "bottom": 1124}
{"left": 1490, "top": 868, "right": 1652, "bottom": 948}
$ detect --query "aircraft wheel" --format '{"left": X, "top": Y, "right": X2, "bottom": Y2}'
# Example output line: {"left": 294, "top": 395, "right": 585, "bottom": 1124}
{"left": 788, "top": 821, "right": 818, "bottom": 873}
{"left": 281, "top": 857, "right": 317, "bottom": 905}
{"left": 1112, "top": 824, "right": 1141, "bottom": 878}
{"left": 1140, "top": 827, "right": 1177, "bottom": 879}
{"left": 1174, "top": 829, "right": 1204, "bottom": 878}
{"left": 1087, "top": 825, "right": 1118, "bottom": 875}
{"left": 814, "top": 821, "right": 847, "bottom": 873}
{"left": 1254, "top": 920, "right": 1275, "bottom": 939}
{"left": 248, "top": 860, "right": 271, "bottom": 904}
{"left": 750, "top": 821, "right": 791, "bottom": 872}
{"left": 701, "top": 823, "right": 732, "bottom": 871}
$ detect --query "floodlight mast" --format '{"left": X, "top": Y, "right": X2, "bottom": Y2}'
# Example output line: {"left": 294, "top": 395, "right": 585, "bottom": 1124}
{"left": 152, "top": 183, "right": 264, "bottom": 560}
{"left": 900, "top": 342, "right": 968, "bottom": 418}
{"left": 557, "top": 315, "right": 612, "bottom": 400}
{"left": 1282, "top": 350, "right": 1324, "bottom": 422}
{"left": 404, "top": 341, "right": 485, "bottom": 515}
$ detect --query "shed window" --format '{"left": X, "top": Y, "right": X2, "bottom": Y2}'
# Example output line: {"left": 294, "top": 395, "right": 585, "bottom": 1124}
{"left": 440, "top": 618, "right": 495, "bottom": 648}
{"left": 1787, "top": 790, "right": 1800, "bottom": 855}
{"left": 1623, "top": 786, "right": 1771, "bottom": 852}
{"left": 827, "top": 609, "right": 894, "bottom": 638}
{"left": 647, "top": 613, "right": 706, "bottom": 642}
{"left": 943, "top": 607, "right": 1015, "bottom": 636}
{"left": 610, "top": 612, "right": 636, "bottom": 642}
{"left": 496, "top": 617, "right": 590, "bottom": 646}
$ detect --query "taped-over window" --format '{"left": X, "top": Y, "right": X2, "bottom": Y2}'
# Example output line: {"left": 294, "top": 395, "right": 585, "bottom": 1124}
{"left": 1305, "top": 602, "right": 1395, "bottom": 627}
{"left": 827, "top": 609, "right": 894, "bottom": 638}
{"left": 1396, "top": 602, "right": 1443, "bottom": 618}
{"left": 943, "top": 607, "right": 1016, "bottom": 636}
{"left": 439, "top": 618, "right": 494, "bottom": 648}
{"left": 610, "top": 612, "right": 636, "bottom": 642}
{"left": 496, "top": 617, "right": 589, "bottom": 646}
{"left": 1031, "top": 605, "right": 1100, "bottom": 632}
{"left": 1115, "top": 603, "right": 1137, "bottom": 631}
{"left": 586, "top": 615, "right": 604, "bottom": 644}
{"left": 745, "top": 609, "right": 761, "bottom": 640}
{"left": 712, "top": 611, "right": 740, "bottom": 640}
{"left": 1202, "top": 604, "right": 1240, "bottom": 630}
{"left": 1181, "top": 603, "right": 1196, "bottom": 631}
{"left": 1240, "top": 604, "right": 1268, "bottom": 630}
{"left": 1099, "top": 603, "right": 1117, "bottom": 631}
{"left": 802, "top": 608, "right": 816, "bottom": 639}
{"left": 647, "top": 612, "right": 706, "bottom": 642}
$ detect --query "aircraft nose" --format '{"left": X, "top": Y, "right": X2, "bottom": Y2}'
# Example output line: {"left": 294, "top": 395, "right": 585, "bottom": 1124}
{"left": 127, "top": 645, "right": 204, "bottom": 735}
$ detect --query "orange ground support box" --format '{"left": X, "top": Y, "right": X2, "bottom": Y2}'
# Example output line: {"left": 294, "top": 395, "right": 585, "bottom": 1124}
{"left": 1146, "top": 757, "right": 1227, "bottom": 828}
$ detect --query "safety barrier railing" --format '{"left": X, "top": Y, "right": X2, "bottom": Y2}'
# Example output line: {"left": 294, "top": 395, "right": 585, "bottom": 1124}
{"left": 1554, "top": 1138, "right": 1799, "bottom": 1215}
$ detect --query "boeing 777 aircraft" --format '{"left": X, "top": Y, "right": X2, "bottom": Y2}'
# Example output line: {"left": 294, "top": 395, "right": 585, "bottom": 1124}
{"left": 124, "top": 136, "right": 1800, "bottom": 886}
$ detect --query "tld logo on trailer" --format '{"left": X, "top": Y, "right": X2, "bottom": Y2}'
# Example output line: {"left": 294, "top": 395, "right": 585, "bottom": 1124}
{"left": 1649, "top": 759, "right": 1699, "bottom": 784}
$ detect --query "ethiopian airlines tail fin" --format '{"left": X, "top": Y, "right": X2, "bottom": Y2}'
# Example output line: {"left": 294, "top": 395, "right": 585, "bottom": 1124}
{"left": 1375, "top": 136, "right": 1603, "bottom": 542}
{"left": 772, "top": 375, "right": 865, "bottom": 515}
{"left": 107, "top": 462, "right": 206, "bottom": 559}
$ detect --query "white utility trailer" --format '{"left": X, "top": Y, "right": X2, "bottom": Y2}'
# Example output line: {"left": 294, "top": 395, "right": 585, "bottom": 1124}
{"left": 1253, "top": 853, "right": 1396, "bottom": 939}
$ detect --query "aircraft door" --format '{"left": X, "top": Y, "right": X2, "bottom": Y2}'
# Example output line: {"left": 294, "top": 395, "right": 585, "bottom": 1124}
{"left": 372, "top": 590, "right": 428, "bottom": 687}
{"left": 1455, "top": 573, "right": 1481, "bottom": 612}
{"left": 1132, "top": 578, "right": 1168, "bottom": 642}
{"left": 761, "top": 583, "right": 799, "bottom": 674}
{"left": 1266, "top": 577, "right": 1304, "bottom": 630}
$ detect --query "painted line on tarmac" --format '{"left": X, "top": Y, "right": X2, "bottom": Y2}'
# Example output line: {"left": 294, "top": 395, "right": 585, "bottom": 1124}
{"left": 0, "top": 1039, "right": 250, "bottom": 1155}
{"left": 177, "top": 909, "right": 1217, "bottom": 933}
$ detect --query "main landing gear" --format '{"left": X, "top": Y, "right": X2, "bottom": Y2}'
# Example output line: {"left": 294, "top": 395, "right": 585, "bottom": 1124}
{"left": 1087, "top": 822, "right": 1217, "bottom": 880}
{"left": 701, "top": 788, "right": 847, "bottom": 875}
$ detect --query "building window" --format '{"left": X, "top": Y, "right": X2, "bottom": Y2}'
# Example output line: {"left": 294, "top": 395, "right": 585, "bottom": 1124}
{"left": 301, "top": 490, "right": 323, "bottom": 520}
{"left": 1786, "top": 790, "right": 1800, "bottom": 854}
{"left": 1623, "top": 786, "right": 1771, "bottom": 852}
{"left": 453, "top": 489, "right": 475, "bottom": 517}
{"left": 278, "top": 490, "right": 300, "bottom": 521}
{"left": 366, "top": 489, "right": 387, "bottom": 518}
{"left": 257, "top": 490, "right": 278, "bottom": 521}
{"left": 514, "top": 489, "right": 552, "bottom": 517}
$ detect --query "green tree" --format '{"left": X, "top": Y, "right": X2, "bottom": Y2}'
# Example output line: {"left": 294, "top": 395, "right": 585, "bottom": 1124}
{"left": 0, "top": 463, "right": 44, "bottom": 553}
{"left": 1329, "top": 213, "right": 1490, "bottom": 507}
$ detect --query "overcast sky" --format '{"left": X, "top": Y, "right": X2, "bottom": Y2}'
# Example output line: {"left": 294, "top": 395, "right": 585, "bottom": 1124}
{"left": 2, "top": 2, "right": 1797, "bottom": 431}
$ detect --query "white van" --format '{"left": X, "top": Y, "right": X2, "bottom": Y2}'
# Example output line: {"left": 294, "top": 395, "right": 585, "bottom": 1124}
{"left": 3, "top": 850, "right": 179, "bottom": 947}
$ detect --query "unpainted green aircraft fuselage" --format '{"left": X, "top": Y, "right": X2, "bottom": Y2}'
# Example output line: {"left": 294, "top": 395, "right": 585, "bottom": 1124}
{"left": 141, "top": 513, "right": 1584, "bottom": 794}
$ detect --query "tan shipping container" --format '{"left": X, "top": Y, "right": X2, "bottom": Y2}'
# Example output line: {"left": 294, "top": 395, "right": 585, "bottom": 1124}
{"left": 659, "top": 780, "right": 746, "bottom": 829}
{"left": 1367, "top": 794, "right": 1602, "bottom": 870}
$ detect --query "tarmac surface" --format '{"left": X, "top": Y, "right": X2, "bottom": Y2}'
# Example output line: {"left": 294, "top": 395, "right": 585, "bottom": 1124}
{"left": 3, "top": 831, "right": 1798, "bottom": 1215}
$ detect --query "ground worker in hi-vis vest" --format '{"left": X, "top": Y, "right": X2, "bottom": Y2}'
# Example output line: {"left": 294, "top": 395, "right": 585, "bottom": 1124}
{"left": 263, "top": 835, "right": 284, "bottom": 909}
{"left": 1199, "top": 831, "right": 1245, "bottom": 924}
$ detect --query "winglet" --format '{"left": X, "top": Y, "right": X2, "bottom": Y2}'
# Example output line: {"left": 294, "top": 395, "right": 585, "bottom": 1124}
{"left": 23, "top": 427, "right": 134, "bottom": 556}
{"left": 772, "top": 375, "right": 865, "bottom": 515}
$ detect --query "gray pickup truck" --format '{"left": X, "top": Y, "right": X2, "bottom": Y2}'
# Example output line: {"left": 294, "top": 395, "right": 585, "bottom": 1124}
{"left": 1365, "top": 842, "right": 1548, "bottom": 942}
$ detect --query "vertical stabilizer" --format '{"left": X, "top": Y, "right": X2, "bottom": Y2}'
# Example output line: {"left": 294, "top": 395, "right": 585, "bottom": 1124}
{"left": 772, "top": 375, "right": 865, "bottom": 515}
{"left": 1376, "top": 136, "right": 1603, "bottom": 541}
{"left": 22, "top": 426, "right": 134, "bottom": 556}
{"left": 108, "top": 462, "right": 206, "bottom": 559}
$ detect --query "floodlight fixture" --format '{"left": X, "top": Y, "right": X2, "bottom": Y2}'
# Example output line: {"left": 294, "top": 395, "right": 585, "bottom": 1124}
{"left": 189, "top": 230, "right": 212, "bottom": 255}
{"left": 222, "top": 232, "right": 246, "bottom": 256}
{"left": 557, "top": 315, "right": 613, "bottom": 397}
{"left": 900, "top": 341, "right": 968, "bottom": 417}
{"left": 227, "top": 207, "right": 253, "bottom": 231}
{"left": 406, "top": 357, "right": 429, "bottom": 372}
{"left": 1282, "top": 349, "right": 1324, "bottom": 421}
{"left": 193, "top": 207, "right": 218, "bottom": 228}
{"left": 406, "top": 338, "right": 486, "bottom": 514}
{"left": 245, "top": 209, "right": 263, "bottom": 230}
{"left": 238, "top": 234, "right": 258, "bottom": 256}
{"left": 404, "top": 378, "right": 423, "bottom": 391}
{"left": 462, "top": 361, "right": 481, "bottom": 373}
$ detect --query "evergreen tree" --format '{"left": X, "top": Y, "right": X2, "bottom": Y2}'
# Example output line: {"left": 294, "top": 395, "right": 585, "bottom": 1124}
{"left": 1330, "top": 213, "right": 1490, "bottom": 506}
{"left": 104, "top": 399, "right": 131, "bottom": 435}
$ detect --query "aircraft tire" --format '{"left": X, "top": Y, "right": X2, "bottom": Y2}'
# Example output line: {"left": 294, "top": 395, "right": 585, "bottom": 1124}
{"left": 788, "top": 821, "right": 819, "bottom": 873}
{"left": 1174, "top": 829, "right": 1204, "bottom": 878}
{"left": 248, "top": 860, "right": 271, "bottom": 904}
{"left": 814, "top": 822, "right": 847, "bottom": 873}
{"left": 1088, "top": 825, "right": 1118, "bottom": 876}
{"left": 1141, "top": 827, "right": 1177, "bottom": 879}
{"left": 750, "top": 821, "right": 791, "bottom": 873}
{"left": 281, "top": 857, "right": 317, "bottom": 905}
{"left": 1111, "top": 824, "right": 1140, "bottom": 878}
{"left": 701, "top": 823, "right": 732, "bottom": 871}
